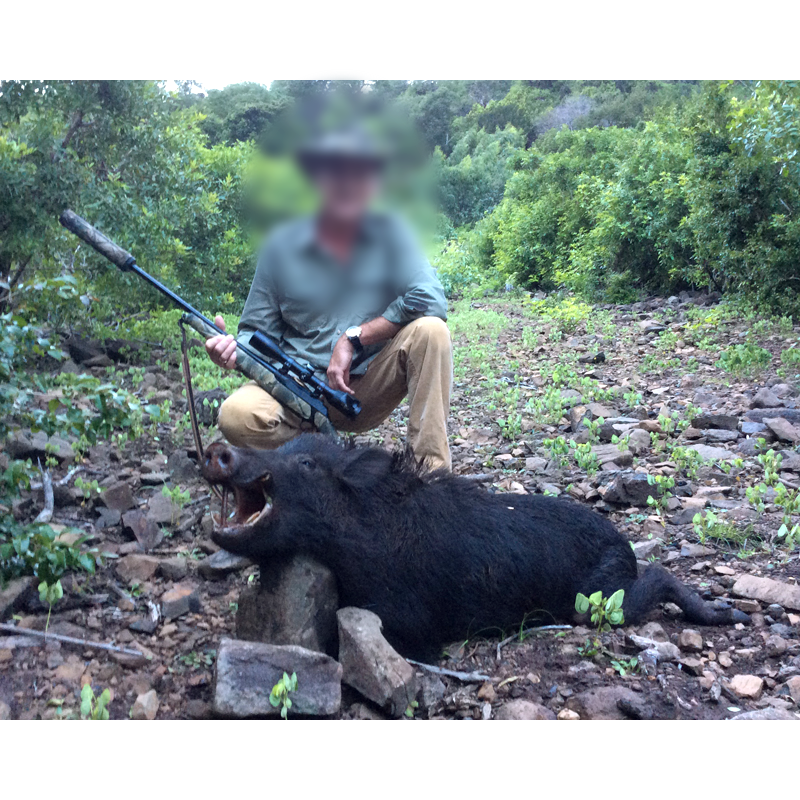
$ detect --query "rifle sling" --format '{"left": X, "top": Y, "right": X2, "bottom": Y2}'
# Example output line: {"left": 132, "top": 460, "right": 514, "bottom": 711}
{"left": 179, "top": 322, "right": 222, "bottom": 501}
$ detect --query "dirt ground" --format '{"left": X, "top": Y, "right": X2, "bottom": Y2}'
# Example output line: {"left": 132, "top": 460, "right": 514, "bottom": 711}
{"left": 2, "top": 291, "right": 799, "bottom": 720}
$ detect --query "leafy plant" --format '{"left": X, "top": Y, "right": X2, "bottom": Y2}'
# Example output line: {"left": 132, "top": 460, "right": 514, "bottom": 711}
{"left": 80, "top": 684, "right": 111, "bottom": 720}
{"left": 38, "top": 578, "right": 63, "bottom": 633}
{"left": 270, "top": 671, "right": 298, "bottom": 720}
{"left": 716, "top": 343, "right": 771, "bottom": 376}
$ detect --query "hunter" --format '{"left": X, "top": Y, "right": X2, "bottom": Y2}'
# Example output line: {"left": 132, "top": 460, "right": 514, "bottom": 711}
{"left": 205, "top": 129, "right": 453, "bottom": 470}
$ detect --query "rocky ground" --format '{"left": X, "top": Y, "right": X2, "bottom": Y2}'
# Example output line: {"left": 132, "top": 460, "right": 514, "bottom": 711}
{"left": 2, "top": 290, "right": 800, "bottom": 720}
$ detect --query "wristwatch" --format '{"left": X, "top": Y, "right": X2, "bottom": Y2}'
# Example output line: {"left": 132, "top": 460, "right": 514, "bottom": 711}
{"left": 345, "top": 325, "right": 364, "bottom": 353}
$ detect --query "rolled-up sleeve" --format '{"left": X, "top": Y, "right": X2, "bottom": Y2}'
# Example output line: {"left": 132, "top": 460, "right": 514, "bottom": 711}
{"left": 381, "top": 219, "right": 447, "bottom": 325}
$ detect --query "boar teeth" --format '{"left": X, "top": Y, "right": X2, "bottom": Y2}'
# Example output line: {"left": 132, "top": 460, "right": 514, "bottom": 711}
{"left": 245, "top": 511, "right": 261, "bottom": 525}
{"left": 212, "top": 512, "right": 222, "bottom": 525}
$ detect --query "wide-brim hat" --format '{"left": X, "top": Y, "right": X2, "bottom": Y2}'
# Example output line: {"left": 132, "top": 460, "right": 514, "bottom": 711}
{"left": 296, "top": 128, "right": 388, "bottom": 173}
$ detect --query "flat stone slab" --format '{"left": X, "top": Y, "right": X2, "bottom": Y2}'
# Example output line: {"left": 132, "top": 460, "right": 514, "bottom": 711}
{"left": 692, "top": 414, "right": 739, "bottom": 431}
{"left": 732, "top": 575, "right": 800, "bottom": 612}
{"left": 213, "top": 638, "right": 342, "bottom": 718}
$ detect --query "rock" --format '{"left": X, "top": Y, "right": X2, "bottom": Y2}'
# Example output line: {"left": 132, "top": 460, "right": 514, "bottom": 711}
{"left": 780, "top": 450, "right": 800, "bottom": 472}
{"left": 235, "top": 555, "right": 338, "bottom": 655}
{"left": 705, "top": 429, "right": 740, "bottom": 443}
{"left": 785, "top": 676, "right": 800, "bottom": 703}
{"left": 567, "top": 686, "right": 645, "bottom": 720}
{"left": 678, "top": 629, "right": 704, "bottom": 652}
{"left": 122, "top": 509, "right": 163, "bottom": 551}
{"left": 98, "top": 481, "right": 136, "bottom": 512}
{"left": 732, "top": 575, "right": 800, "bottom": 612}
{"left": 692, "top": 414, "right": 739, "bottom": 431}
{"left": 746, "top": 408, "right": 800, "bottom": 424}
{"left": 568, "top": 405, "right": 587, "bottom": 432}
{"left": 167, "top": 450, "right": 199, "bottom": 481}
{"left": 766, "top": 635, "right": 788, "bottom": 657}
{"left": 115, "top": 554, "right": 159, "bottom": 584}
{"left": 587, "top": 402, "right": 615, "bottom": 419}
{"left": 557, "top": 708, "right": 581, "bottom": 720}
{"left": 193, "top": 388, "right": 228, "bottom": 425}
{"left": 686, "top": 444, "right": 734, "bottom": 462}
{"left": 592, "top": 444, "right": 633, "bottom": 467}
{"left": 678, "top": 657, "right": 705, "bottom": 676}
{"left": 47, "top": 435, "right": 75, "bottom": 462}
{"left": 765, "top": 417, "right": 800, "bottom": 444}
{"left": 477, "top": 682, "right": 496, "bottom": 702}
{"left": 54, "top": 657, "right": 86, "bottom": 683}
{"left": 198, "top": 549, "right": 253, "bottom": 580}
{"left": 632, "top": 538, "right": 662, "bottom": 560}
{"left": 604, "top": 471, "right": 659, "bottom": 506}
{"left": 213, "top": 638, "right": 342, "bottom": 718}
{"left": 494, "top": 700, "right": 556, "bottom": 720}
{"left": 639, "top": 621, "right": 669, "bottom": 642}
{"left": 0, "top": 700, "right": 10, "bottom": 720}
{"left": 419, "top": 675, "right": 446, "bottom": 711}
{"left": 161, "top": 585, "right": 201, "bottom": 621}
{"left": 741, "top": 421, "right": 768, "bottom": 436}
{"left": 627, "top": 428, "right": 651, "bottom": 455}
{"left": 730, "top": 674, "right": 764, "bottom": 699}
{"left": 752, "top": 388, "right": 782, "bottom": 409}
{"left": 185, "top": 699, "right": 212, "bottom": 719}
{"left": 525, "top": 456, "right": 547, "bottom": 472}
{"left": 639, "top": 320, "right": 665, "bottom": 334}
{"left": 131, "top": 689, "right": 159, "bottom": 720}
{"left": 146, "top": 492, "right": 182, "bottom": 526}
{"left": 560, "top": 389, "right": 583, "bottom": 407}
{"left": 681, "top": 543, "right": 716, "bottom": 558}
{"left": 731, "top": 708, "right": 798, "bottom": 720}
{"left": 639, "top": 419, "right": 662, "bottom": 433}
{"left": 337, "top": 607, "right": 416, "bottom": 717}
{"left": 158, "top": 557, "right": 189, "bottom": 581}
{"left": 95, "top": 507, "right": 121, "bottom": 529}
{"left": 0, "top": 576, "right": 35, "bottom": 621}
{"left": 735, "top": 599, "right": 761, "bottom": 614}
{"left": 627, "top": 634, "right": 680, "bottom": 662}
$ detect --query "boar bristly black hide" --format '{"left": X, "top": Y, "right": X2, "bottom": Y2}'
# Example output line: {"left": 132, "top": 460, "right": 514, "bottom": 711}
{"left": 202, "top": 435, "right": 747, "bottom": 659}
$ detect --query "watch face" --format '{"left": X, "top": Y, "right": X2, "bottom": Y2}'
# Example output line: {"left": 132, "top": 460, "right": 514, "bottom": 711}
{"left": 346, "top": 326, "right": 362, "bottom": 338}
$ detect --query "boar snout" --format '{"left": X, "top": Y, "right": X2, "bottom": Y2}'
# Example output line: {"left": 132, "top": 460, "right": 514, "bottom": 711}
{"left": 202, "top": 442, "right": 240, "bottom": 484}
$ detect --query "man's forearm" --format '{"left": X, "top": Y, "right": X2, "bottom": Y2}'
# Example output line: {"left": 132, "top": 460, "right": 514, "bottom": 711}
{"left": 356, "top": 316, "right": 403, "bottom": 346}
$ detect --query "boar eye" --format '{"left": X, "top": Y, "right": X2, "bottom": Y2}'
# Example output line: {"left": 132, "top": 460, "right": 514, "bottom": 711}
{"left": 300, "top": 458, "right": 315, "bottom": 470}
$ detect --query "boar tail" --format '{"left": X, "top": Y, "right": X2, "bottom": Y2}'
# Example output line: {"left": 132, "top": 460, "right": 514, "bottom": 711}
{"left": 622, "top": 565, "right": 750, "bottom": 626}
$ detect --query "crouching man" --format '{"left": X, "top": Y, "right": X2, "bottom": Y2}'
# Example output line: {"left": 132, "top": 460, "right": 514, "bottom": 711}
{"left": 205, "top": 130, "right": 453, "bottom": 470}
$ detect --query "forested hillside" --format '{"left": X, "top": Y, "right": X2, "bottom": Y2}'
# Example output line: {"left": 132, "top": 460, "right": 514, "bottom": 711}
{"left": 3, "top": 80, "right": 799, "bottom": 323}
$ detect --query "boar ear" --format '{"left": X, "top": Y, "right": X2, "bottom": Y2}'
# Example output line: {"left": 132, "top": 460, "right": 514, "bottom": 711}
{"left": 339, "top": 448, "right": 394, "bottom": 490}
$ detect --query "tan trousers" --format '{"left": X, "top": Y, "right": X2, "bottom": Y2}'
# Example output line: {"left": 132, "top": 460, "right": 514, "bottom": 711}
{"left": 218, "top": 316, "right": 453, "bottom": 470}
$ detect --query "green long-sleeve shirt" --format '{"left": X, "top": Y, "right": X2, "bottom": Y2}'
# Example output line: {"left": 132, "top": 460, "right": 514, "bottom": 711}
{"left": 237, "top": 213, "right": 447, "bottom": 375}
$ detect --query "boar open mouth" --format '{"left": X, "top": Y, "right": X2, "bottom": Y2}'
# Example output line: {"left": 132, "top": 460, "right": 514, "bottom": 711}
{"left": 211, "top": 475, "right": 274, "bottom": 532}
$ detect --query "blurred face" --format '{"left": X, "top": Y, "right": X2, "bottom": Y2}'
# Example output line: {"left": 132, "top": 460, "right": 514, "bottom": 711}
{"left": 311, "top": 160, "right": 381, "bottom": 225}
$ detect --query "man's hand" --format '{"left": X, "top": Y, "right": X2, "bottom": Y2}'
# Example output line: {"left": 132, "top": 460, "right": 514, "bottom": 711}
{"left": 327, "top": 335, "right": 356, "bottom": 395}
{"left": 205, "top": 315, "right": 237, "bottom": 370}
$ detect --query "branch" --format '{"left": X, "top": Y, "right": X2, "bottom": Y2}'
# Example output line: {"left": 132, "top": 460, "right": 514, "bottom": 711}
{"left": 407, "top": 659, "right": 491, "bottom": 683}
{"left": 33, "top": 464, "right": 53, "bottom": 525}
{"left": 0, "top": 622, "right": 146, "bottom": 658}
{"left": 60, "top": 110, "right": 84, "bottom": 152}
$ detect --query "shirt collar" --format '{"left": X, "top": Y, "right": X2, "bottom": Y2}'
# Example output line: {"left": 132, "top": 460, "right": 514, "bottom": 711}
{"left": 297, "top": 213, "right": 378, "bottom": 255}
